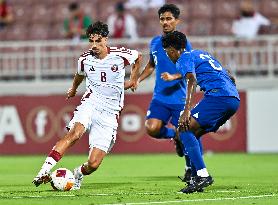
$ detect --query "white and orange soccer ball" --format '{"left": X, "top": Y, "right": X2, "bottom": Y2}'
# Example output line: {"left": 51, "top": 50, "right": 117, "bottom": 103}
{"left": 50, "top": 168, "right": 75, "bottom": 191}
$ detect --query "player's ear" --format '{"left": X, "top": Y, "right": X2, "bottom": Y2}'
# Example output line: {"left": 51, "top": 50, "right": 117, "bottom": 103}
{"left": 175, "top": 18, "right": 180, "bottom": 25}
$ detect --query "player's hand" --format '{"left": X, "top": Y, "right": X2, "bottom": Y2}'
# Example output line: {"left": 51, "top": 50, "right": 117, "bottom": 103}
{"left": 178, "top": 109, "right": 191, "bottom": 132}
{"left": 124, "top": 80, "right": 132, "bottom": 90}
{"left": 66, "top": 87, "right": 77, "bottom": 99}
{"left": 161, "top": 72, "right": 175, "bottom": 81}
{"left": 131, "top": 79, "right": 140, "bottom": 92}
{"left": 124, "top": 80, "right": 136, "bottom": 91}
{"left": 124, "top": 79, "right": 138, "bottom": 92}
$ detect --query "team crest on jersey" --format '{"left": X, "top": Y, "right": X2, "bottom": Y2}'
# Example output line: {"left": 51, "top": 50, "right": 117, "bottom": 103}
{"left": 111, "top": 64, "right": 118, "bottom": 72}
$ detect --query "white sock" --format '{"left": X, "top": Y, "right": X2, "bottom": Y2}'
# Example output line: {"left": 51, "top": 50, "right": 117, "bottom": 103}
{"left": 37, "top": 157, "right": 57, "bottom": 176}
{"left": 197, "top": 168, "right": 209, "bottom": 177}
{"left": 76, "top": 165, "right": 83, "bottom": 177}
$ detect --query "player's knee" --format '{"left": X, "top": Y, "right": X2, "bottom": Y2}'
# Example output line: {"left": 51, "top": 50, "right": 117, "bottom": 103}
{"left": 66, "top": 128, "right": 83, "bottom": 143}
{"left": 145, "top": 121, "right": 160, "bottom": 138}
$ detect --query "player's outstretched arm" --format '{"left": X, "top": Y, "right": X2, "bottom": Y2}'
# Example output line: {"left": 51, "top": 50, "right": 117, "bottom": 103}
{"left": 137, "top": 58, "right": 155, "bottom": 84}
{"left": 161, "top": 72, "right": 182, "bottom": 81}
{"left": 124, "top": 52, "right": 142, "bottom": 91}
{"left": 178, "top": 73, "right": 196, "bottom": 131}
{"left": 129, "top": 52, "right": 143, "bottom": 91}
{"left": 67, "top": 73, "right": 84, "bottom": 99}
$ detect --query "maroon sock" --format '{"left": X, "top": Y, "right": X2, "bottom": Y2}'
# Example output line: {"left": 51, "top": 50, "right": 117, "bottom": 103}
{"left": 48, "top": 150, "right": 62, "bottom": 162}
{"left": 81, "top": 164, "right": 91, "bottom": 175}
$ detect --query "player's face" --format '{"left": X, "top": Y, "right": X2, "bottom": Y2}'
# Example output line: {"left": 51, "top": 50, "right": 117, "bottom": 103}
{"left": 159, "top": 12, "right": 179, "bottom": 34}
{"left": 70, "top": 8, "right": 81, "bottom": 18}
{"left": 165, "top": 47, "right": 181, "bottom": 63}
{"left": 89, "top": 34, "right": 107, "bottom": 56}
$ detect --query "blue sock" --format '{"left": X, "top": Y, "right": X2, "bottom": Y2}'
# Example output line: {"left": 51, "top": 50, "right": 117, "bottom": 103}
{"left": 185, "top": 154, "right": 197, "bottom": 176}
{"left": 180, "top": 131, "right": 206, "bottom": 171}
{"left": 157, "top": 126, "right": 175, "bottom": 139}
{"left": 185, "top": 159, "right": 197, "bottom": 177}
{"left": 191, "top": 138, "right": 203, "bottom": 176}
{"left": 191, "top": 164, "right": 197, "bottom": 177}
{"left": 198, "top": 138, "right": 203, "bottom": 155}
{"left": 185, "top": 154, "right": 191, "bottom": 168}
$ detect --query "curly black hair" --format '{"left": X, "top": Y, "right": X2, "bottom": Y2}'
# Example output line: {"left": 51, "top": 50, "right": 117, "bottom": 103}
{"left": 162, "top": 31, "right": 187, "bottom": 50}
{"left": 86, "top": 21, "right": 109, "bottom": 38}
{"left": 158, "top": 4, "right": 180, "bottom": 19}
{"left": 68, "top": 2, "right": 79, "bottom": 11}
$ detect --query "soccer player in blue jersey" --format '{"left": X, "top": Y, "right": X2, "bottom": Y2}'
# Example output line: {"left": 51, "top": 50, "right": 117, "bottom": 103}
{"left": 132, "top": 4, "right": 202, "bottom": 182}
{"left": 161, "top": 31, "right": 240, "bottom": 193}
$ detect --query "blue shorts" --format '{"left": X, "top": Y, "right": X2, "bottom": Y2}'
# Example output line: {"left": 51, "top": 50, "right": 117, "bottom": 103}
{"left": 146, "top": 99, "right": 184, "bottom": 127}
{"left": 191, "top": 96, "right": 240, "bottom": 132}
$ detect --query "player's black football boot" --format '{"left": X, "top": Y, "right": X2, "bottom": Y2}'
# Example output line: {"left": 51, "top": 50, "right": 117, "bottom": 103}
{"left": 179, "top": 174, "right": 204, "bottom": 193}
{"left": 180, "top": 175, "right": 214, "bottom": 194}
{"left": 179, "top": 185, "right": 204, "bottom": 193}
{"left": 183, "top": 168, "right": 192, "bottom": 184}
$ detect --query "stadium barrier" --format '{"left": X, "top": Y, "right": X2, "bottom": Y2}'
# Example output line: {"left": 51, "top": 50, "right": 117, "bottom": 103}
{"left": 0, "top": 92, "right": 246, "bottom": 154}
{"left": 1, "top": 35, "right": 278, "bottom": 85}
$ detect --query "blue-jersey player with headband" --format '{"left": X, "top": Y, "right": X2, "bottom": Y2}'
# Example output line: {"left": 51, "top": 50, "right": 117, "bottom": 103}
{"left": 133, "top": 4, "right": 203, "bottom": 183}
{"left": 161, "top": 31, "right": 240, "bottom": 193}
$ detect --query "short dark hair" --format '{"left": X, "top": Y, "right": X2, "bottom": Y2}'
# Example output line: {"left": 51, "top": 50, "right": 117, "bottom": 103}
{"left": 116, "top": 2, "right": 125, "bottom": 12}
{"left": 86, "top": 21, "right": 109, "bottom": 38}
{"left": 69, "top": 2, "right": 79, "bottom": 11}
{"left": 162, "top": 31, "right": 187, "bottom": 50}
{"left": 158, "top": 4, "right": 180, "bottom": 19}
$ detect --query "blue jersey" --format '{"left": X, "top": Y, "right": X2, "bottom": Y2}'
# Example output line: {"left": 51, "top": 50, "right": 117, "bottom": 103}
{"left": 150, "top": 35, "right": 192, "bottom": 105}
{"left": 176, "top": 50, "right": 240, "bottom": 100}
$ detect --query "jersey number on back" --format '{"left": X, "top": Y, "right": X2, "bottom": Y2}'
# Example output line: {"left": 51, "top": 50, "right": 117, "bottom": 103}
{"left": 199, "top": 54, "right": 222, "bottom": 71}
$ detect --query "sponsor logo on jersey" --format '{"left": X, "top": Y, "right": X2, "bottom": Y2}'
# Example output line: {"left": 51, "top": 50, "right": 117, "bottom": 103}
{"left": 89, "top": 66, "right": 95, "bottom": 72}
{"left": 193, "top": 112, "right": 199, "bottom": 118}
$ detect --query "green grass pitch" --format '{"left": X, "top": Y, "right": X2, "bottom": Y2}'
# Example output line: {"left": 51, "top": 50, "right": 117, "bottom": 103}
{"left": 0, "top": 153, "right": 277, "bottom": 205}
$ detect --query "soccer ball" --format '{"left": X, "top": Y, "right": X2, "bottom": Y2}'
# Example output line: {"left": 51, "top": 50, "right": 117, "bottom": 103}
{"left": 50, "top": 168, "right": 75, "bottom": 191}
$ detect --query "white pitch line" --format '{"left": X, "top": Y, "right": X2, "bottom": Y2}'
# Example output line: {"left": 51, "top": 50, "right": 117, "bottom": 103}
{"left": 9, "top": 192, "right": 159, "bottom": 199}
{"left": 101, "top": 194, "right": 276, "bottom": 205}
{"left": 215, "top": 190, "right": 239, "bottom": 193}
{"left": 12, "top": 194, "right": 75, "bottom": 199}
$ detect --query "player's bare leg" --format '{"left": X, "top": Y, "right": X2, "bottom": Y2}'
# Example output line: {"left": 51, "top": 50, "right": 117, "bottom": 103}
{"left": 73, "top": 147, "right": 106, "bottom": 190}
{"left": 33, "top": 123, "right": 85, "bottom": 187}
{"left": 145, "top": 118, "right": 163, "bottom": 137}
{"left": 145, "top": 119, "right": 184, "bottom": 156}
